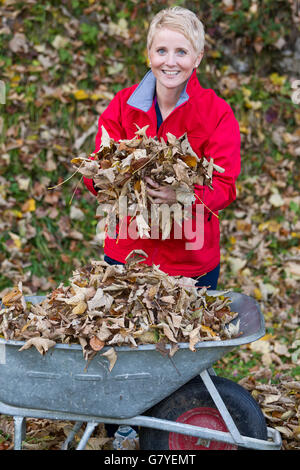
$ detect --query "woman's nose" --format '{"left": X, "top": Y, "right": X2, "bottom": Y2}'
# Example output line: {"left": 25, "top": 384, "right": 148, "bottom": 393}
{"left": 165, "top": 53, "right": 177, "bottom": 66}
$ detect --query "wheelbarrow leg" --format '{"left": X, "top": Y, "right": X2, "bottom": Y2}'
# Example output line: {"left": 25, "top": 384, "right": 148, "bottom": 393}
{"left": 13, "top": 416, "right": 26, "bottom": 450}
{"left": 61, "top": 421, "right": 84, "bottom": 450}
{"left": 75, "top": 422, "right": 98, "bottom": 450}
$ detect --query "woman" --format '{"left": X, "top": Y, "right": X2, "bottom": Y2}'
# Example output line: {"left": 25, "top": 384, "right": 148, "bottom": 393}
{"left": 83, "top": 6, "right": 241, "bottom": 446}
{"left": 84, "top": 6, "right": 240, "bottom": 291}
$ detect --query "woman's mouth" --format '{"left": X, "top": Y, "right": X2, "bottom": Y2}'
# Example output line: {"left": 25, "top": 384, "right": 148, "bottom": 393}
{"left": 162, "top": 70, "right": 180, "bottom": 76}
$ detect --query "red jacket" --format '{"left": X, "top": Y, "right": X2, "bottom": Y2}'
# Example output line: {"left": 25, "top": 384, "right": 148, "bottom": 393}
{"left": 84, "top": 70, "right": 241, "bottom": 277}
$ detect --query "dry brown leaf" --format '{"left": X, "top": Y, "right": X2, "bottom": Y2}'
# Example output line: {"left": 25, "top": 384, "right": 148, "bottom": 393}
{"left": 90, "top": 336, "right": 105, "bottom": 351}
{"left": 2, "top": 287, "right": 23, "bottom": 306}
{"left": 19, "top": 337, "right": 56, "bottom": 355}
{"left": 101, "top": 347, "right": 117, "bottom": 371}
{"left": 72, "top": 300, "right": 87, "bottom": 315}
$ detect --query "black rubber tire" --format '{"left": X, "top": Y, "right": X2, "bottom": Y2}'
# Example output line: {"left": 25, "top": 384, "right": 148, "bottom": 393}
{"left": 139, "top": 375, "right": 268, "bottom": 450}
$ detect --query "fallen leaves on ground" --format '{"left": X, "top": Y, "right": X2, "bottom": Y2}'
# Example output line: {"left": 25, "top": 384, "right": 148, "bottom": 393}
{"left": 217, "top": 165, "right": 300, "bottom": 450}
{"left": 240, "top": 373, "right": 300, "bottom": 450}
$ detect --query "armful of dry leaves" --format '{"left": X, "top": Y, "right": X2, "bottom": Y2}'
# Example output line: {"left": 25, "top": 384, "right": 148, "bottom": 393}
{"left": 0, "top": 251, "right": 240, "bottom": 370}
{"left": 71, "top": 125, "right": 225, "bottom": 239}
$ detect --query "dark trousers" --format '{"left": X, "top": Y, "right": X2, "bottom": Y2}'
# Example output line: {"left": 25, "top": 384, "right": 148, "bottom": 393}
{"left": 103, "top": 254, "right": 220, "bottom": 437}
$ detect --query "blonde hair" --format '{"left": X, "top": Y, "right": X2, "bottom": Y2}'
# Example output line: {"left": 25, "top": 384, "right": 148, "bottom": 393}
{"left": 147, "top": 6, "right": 205, "bottom": 56}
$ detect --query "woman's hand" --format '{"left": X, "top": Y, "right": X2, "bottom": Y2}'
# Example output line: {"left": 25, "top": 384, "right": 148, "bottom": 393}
{"left": 145, "top": 177, "right": 177, "bottom": 205}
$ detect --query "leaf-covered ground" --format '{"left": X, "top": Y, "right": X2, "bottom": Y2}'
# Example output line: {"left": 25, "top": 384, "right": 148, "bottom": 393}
{"left": 0, "top": 0, "right": 299, "bottom": 450}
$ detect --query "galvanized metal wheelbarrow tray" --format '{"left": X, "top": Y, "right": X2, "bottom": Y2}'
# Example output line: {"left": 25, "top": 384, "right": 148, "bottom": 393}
{"left": 0, "top": 291, "right": 282, "bottom": 450}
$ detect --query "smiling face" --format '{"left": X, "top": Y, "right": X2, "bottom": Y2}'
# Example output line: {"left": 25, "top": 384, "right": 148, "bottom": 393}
{"left": 148, "top": 28, "right": 203, "bottom": 96}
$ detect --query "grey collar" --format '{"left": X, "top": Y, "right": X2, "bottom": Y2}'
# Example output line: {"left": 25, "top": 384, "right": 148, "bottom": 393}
{"left": 127, "top": 70, "right": 190, "bottom": 112}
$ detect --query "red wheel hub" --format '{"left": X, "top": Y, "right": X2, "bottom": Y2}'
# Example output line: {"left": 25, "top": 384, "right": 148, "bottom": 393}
{"left": 169, "top": 407, "right": 238, "bottom": 450}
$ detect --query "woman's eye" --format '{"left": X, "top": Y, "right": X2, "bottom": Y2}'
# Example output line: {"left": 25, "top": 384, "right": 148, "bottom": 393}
{"left": 177, "top": 49, "right": 186, "bottom": 56}
{"left": 157, "top": 48, "right": 166, "bottom": 55}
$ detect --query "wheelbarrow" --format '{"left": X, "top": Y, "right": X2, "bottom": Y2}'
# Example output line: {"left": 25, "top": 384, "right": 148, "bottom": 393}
{"left": 0, "top": 291, "right": 282, "bottom": 450}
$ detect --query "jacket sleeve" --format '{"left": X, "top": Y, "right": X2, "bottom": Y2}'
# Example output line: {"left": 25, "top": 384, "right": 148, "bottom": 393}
{"left": 83, "top": 92, "right": 126, "bottom": 196}
{"left": 194, "top": 109, "right": 241, "bottom": 213}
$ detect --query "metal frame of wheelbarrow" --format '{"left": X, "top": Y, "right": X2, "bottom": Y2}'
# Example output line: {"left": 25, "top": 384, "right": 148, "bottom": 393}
{"left": 0, "top": 292, "right": 282, "bottom": 450}
{"left": 0, "top": 368, "right": 281, "bottom": 450}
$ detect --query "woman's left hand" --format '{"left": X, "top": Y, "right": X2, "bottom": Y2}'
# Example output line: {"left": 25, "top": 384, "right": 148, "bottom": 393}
{"left": 145, "top": 177, "right": 177, "bottom": 205}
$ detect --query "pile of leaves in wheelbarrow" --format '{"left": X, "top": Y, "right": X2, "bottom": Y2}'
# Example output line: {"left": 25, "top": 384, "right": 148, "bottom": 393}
{"left": 70, "top": 125, "right": 225, "bottom": 239}
{"left": 0, "top": 250, "right": 240, "bottom": 368}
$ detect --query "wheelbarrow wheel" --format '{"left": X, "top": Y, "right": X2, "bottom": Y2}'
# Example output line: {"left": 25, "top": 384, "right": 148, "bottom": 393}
{"left": 139, "top": 375, "right": 267, "bottom": 450}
